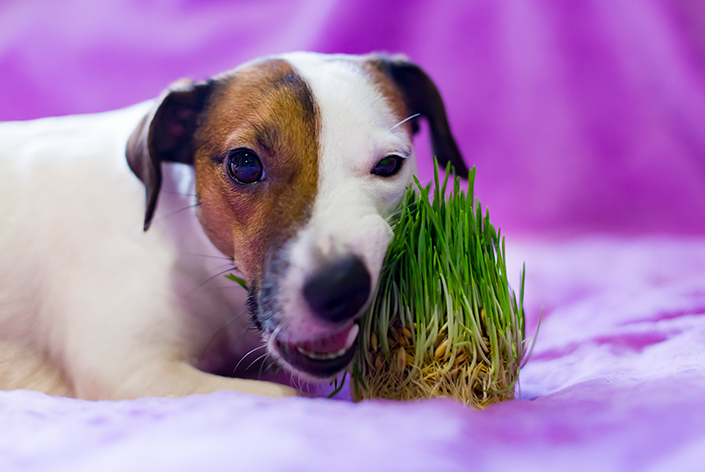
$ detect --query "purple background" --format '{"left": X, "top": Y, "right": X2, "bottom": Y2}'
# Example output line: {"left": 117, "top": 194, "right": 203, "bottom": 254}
{"left": 3, "top": 2, "right": 705, "bottom": 471}
{"left": 3, "top": 0, "right": 704, "bottom": 235}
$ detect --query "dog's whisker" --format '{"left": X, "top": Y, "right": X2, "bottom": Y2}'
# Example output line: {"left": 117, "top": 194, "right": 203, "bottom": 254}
{"left": 239, "top": 317, "right": 261, "bottom": 343}
{"left": 153, "top": 202, "right": 202, "bottom": 224}
{"left": 389, "top": 113, "right": 421, "bottom": 131}
{"left": 383, "top": 202, "right": 407, "bottom": 227}
{"left": 161, "top": 190, "right": 197, "bottom": 197}
{"left": 257, "top": 352, "right": 273, "bottom": 379}
{"left": 207, "top": 262, "right": 238, "bottom": 272}
{"left": 246, "top": 352, "right": 270, "bottom": 372}
{"left": 192, "top": 285, "right": 250, "bottom": 293}
{"left": 192, "top": 266, "right": 239, "bottom": 292}
{"left": 269, "top": 325, "right": 283, "bottom": 344}
{"left": 294, "top": 374, "right": 304, "bottom": 393}
{"left": 242, "top": 322, "right": 261, "bottom": 335}
{"left": 296, "top": 374, "right": 309, "bottom": 394}
{"left": 232, "top": 344, "right": 267, "bottom": 373}
{"left": 182, "top": 252, "right": 233, "bottom": 262}
{"left": 197, "top": 307, "right": 250, "bottom": 361}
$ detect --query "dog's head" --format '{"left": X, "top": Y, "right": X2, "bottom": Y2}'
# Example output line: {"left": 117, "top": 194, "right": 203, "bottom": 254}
{"left": 126, "top": 52, "right": 466, "bottom": 381}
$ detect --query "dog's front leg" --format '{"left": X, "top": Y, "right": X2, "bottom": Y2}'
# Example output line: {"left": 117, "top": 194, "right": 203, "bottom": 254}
{"left": 68, "top": 354, "right": 299, "bottom": 400}
{"left": 105, "top": 359, "right": 299, "bottom": 400}
{"left": 61, "top": 303, "right": 299, "bottom": 400}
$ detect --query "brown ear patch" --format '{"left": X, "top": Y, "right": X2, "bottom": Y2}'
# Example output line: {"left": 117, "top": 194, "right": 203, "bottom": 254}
{"left": 360, "top": 59, "right": 416, "bottom": 135}
{"left": 193, "top": 59, "right": 320, "bottom": 283}
{"left": 363, "top": 54, "right": 468, "bottom": 178}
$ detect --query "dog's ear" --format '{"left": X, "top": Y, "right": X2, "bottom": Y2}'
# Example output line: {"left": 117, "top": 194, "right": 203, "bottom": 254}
{"left": 126, "top": 79, "right": 213, "bottom": 231}
{"left": 369, "top": 54, "right": 468, "bottom": 179}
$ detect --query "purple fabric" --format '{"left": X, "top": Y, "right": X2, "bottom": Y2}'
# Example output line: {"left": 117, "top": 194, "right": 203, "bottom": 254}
{"left": 2, "top": 2, "right": 705, "bottom": 471}
{"left": 2, "top": 237, "right": 705, "bottom": 471}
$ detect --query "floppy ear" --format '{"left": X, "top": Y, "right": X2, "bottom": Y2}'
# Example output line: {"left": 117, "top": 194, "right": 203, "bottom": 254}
{"left": 371, "top": 54, "right": 468, "bottom": 179}
{"left": 126, "top": 79, "right": 214, "bottom": 231}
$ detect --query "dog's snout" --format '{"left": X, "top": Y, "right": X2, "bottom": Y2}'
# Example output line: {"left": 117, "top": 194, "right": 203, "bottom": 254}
{"left": 303, "top": 256, "right": 371, "bottom": 323}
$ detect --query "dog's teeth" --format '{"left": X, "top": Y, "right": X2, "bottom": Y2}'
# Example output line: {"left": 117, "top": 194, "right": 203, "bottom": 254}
{"left": 295, "top": 345, "right": 350, "bottom": 360}
{"left": 293, "top": 325, "right": 359, "bottom": 361}
{"left": 296, "top": 346, "right": 312, "bottom": 356}
{"left": 345, "top": 324, "right": 359, "bottom": 349}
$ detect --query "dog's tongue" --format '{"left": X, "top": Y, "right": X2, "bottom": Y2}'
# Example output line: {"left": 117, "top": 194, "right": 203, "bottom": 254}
{"left": 296, "top": 324, "right": 359, "bottom": 354}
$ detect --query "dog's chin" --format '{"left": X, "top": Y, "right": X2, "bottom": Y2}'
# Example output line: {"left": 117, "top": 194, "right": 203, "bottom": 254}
{"left": 268, "top": 323, "right": 359, "bottom": 381}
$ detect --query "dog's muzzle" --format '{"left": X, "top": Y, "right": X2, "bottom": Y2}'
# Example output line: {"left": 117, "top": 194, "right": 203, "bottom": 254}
{"left": 270, "top": 254, "right": 371, "bottom": 379}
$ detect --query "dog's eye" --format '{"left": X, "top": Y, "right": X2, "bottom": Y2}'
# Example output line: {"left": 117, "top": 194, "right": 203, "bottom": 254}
{"left": 225, "top": 149, "right": 264, "bottom": 184}
{"left": 371, "top": 155, "right": 404, "bottom": 177}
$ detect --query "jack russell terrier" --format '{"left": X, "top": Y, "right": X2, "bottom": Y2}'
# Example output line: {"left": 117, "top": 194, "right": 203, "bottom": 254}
{"left": 0, "top": 52, "right": 467, "bottom": 399}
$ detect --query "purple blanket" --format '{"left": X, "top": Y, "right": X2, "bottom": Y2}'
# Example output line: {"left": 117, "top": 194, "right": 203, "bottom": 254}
{"left": 2, "top": 1, "right": 705, "bottom": 471}
{"left": 2, "top": 237, "right": 704, "bottom": 471}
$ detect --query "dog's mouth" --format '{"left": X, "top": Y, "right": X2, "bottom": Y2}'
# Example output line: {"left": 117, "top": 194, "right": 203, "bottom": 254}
{"left": 274, "top": 324, "right": 359, "bottom": 379}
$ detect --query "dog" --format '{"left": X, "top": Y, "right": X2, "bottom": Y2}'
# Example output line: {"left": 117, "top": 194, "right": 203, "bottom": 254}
{"left": 0, "top": 52, "right": 467, "bottom": 399}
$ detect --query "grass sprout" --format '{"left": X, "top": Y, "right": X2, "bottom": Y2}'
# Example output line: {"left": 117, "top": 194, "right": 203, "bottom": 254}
{"left": 350, "top": 160, "right": 527, "bottom": 408}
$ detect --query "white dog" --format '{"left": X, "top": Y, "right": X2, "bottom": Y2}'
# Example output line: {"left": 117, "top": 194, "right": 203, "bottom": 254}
{"left": 0, "top": 52, "right": 466, "bottom": 399}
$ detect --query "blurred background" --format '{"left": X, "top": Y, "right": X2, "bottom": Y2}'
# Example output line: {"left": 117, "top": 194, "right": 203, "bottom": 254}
{"left": 1, "top": 0, "right": 704, "bottom": 236}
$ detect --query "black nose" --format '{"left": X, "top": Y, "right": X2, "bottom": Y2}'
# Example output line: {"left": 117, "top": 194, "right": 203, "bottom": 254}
{"left": 303, "top": 255, "right": 372, "bottom": 323}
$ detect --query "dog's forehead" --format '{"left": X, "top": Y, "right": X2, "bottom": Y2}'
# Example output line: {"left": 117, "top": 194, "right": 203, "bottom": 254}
{"left": 202, "top": 52, "right": 410, "bottom": 166}
{"left": 198, "top": 58, "right": 315, "bottom": 156}
{"left": 280, "top": 53, "right": 412, "bottom": 184}
{"left": 280, "top": 52, "right": 409, "bottom": 136}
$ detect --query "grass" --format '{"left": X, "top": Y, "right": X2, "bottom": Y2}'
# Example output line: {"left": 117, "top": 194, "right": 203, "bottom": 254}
{"left": 350, "top": 161, "right": 527, "bottom": 408}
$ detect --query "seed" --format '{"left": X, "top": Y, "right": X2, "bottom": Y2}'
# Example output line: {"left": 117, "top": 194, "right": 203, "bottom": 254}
{"left": 374, "top": 354, "right": 384, "bottom": 371}
{"left": 398, "top": 336, "right": 407, "bottom": 347}
{"left": 402, "top": 327, "right": 412, "bottom": 341}
{"left": 454, "top": 351, "right": 468, "bottom": 366}
{"left": 389, "top": 327, "right": 400, "bottom": 343}
{"left": 388, "top": 338, "right": 398, "bottom": 350}
{"left": 434, "top": 339, "right": 448, "bottom": 360}
{"left": 396, "top": 347, "right": 406, "bottom": 370}
{"left": 371, "top": 332, "right": 378, "bottom": 351}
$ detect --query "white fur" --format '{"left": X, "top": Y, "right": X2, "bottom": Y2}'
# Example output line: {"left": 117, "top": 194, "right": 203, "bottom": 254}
{"left": 0, "top": 52, "right": 416, "bottom": 398}
{"left": 0, "top": 104, "right": 290, "bottom": 398}
{"left": 274, "top": 53, "right": 416, "bottom": 345}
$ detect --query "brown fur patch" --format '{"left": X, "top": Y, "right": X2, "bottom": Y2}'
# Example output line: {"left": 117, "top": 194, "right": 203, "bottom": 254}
{"left": 360, "top": 56, "right": 416, "bottom": 135}
{"left": 193, "top": 60, "right": 319, "bottom": 283}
